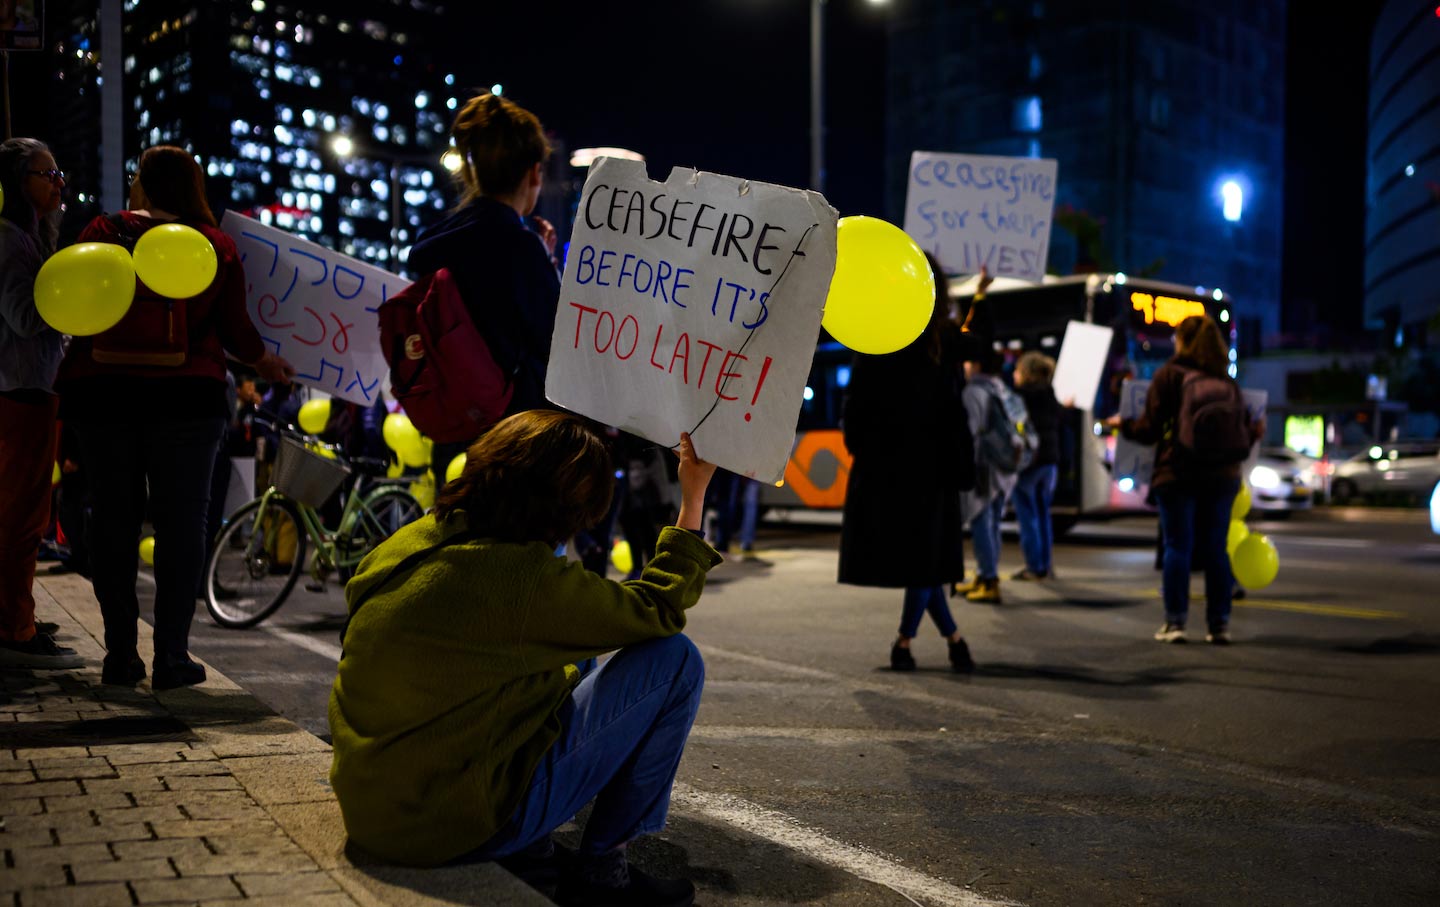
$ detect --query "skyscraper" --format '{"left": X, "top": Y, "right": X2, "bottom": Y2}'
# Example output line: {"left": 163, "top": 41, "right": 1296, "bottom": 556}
{"left": 885, "top": 0, "right": 1285, "bottom": 352}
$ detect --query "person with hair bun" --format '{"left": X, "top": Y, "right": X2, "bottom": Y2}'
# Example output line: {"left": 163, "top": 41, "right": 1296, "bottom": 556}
{"left": 409, "top": 93, "right": 561, "bottom": 475}
{"left": 330, "top": 411, "right": 720, "bottom": 906}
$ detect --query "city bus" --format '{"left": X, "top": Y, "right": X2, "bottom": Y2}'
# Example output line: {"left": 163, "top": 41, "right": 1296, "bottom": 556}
{"left": 762, "top": 272, "right": 1236, "bottom": 525}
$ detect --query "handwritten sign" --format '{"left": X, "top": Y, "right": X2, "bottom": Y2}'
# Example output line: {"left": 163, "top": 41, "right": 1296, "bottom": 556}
{"left": 902, "top": 151, "right": 1058, "bottom": 282}
{"left": 545, "top": 158, "right": 837, "bottom": 484}
{"left": 222, "top": 212, "right": 403, "bottom": 407}
{"left": 1052, "top": 321, "right": 1114, "bottom": 412}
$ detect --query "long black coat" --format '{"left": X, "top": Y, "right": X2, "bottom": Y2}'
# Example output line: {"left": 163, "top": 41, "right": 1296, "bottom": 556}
{"left": 837, "top": 324, "right": 976, "bottom": 588}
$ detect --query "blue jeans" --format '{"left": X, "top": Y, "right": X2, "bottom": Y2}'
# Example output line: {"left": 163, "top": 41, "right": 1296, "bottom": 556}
{"left": 970, "top": 493, "right": 1005, "bottom": 581}
{"left": 1155, "top": 480, "right": 1240, "bottom": 629}
{"left": 899, "top": 585, "right": 956, "bottom": 639}
{"left": 476, "top": 634, "right": 705, "bottom": 858}
{"left": 710, "top": 474, "right": 761, "bottom": 551}
{"left": 1013, "top": 464, "right": 1058, "bottom": 574}
{"left": 73, "top": 417, "right": 226, "bottom": 665}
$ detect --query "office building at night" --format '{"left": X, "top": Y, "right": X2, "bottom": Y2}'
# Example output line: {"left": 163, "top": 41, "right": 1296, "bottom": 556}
{"left": 1365, "top": 0, "right": 1440, "bottom": 345}
{"left": 885, "top": 0, "right": 1285, "bottom": 352}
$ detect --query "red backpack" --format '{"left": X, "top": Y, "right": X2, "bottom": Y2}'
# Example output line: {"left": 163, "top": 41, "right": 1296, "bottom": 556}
{"left": 89, "top": 214, "right": 197, "bottom": 368}
{"left": 376, "top": 268, "right": 514, "bottom": 444}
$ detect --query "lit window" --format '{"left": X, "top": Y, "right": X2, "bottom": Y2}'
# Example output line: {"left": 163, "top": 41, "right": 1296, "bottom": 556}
{"left": 371, "top": 179, "right": 389, "bottom": 200}
{"left": 373, "top": 125, "right": 389, "bottom": 142}
{"left": 302, "top": 109, "right": 317, "bottom": 127}
{"left": 274, "top": 125, "right": 293, "bottom": 145}
{"left": 1013, "top": 95, "right": 1042, "bottom": 133}
{"left": 415, "top": 92, "right": 429, "bottom": 110}
{"left": 1221, "top": 181, "right": 1243, "bottom": 222}
{"left": 374, "top": 103, "right": 389, "bottom": 122}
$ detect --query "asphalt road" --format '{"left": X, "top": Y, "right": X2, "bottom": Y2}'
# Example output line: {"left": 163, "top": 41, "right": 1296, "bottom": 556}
{"left": 132, "top": 508, "right": 1440, "bottom": 906}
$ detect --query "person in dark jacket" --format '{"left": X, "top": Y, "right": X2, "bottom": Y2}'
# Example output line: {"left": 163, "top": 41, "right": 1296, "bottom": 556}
{"left": 1012, "top": 351, "right": 1061, "bottom": 580}
{"left": 57, "top": 146, "right": 293, "bottom": 688}
{"left": 838, "top": 258, "right": 977, "bottom": 673}
{"left": 1107, "top": 315, "right": 1262, "bottom": 645}
{"left": 407, "top": 92, "right": 560, "bottom": 475}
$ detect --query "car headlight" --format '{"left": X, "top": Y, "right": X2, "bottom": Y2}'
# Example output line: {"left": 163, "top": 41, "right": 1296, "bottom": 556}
{"left": 1250, "top": 465, "right": 1282, "bottom": 490}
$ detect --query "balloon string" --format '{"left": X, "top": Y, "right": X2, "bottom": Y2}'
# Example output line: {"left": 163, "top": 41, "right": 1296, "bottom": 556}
{"left": 676, "top": 221, "right": 821, "bottom": 450}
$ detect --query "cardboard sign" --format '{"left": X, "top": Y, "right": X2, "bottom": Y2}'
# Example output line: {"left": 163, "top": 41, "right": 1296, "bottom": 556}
{"left": 902, "top": 151, "right": 1058, "bottom": 282}
{"left": 546, "top": 158, "right": 837, "bottom": 483}
{"left": 222, "top": 212, "right": 404, "bottom": 407}
{"left": 1113, "top": 378, "right": 1268, "bottom": 488}
{"left": 1052, "top": 321, "right": 1114, "bottom": 412}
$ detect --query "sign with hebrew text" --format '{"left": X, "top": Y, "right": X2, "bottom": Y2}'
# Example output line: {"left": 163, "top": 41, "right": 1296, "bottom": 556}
{"left": 546, "top": 158, "right": 837, "bottom": 483}
{"left": 223, "top": 212, "right": 401, "bottom": 407}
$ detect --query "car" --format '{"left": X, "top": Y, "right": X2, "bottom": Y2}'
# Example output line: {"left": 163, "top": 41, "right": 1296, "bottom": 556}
{"left": 1248, "top": 447, "right": 1318, "bottom": 514}
{"left": 1329, "top": 441, "right": 1440, "bottom": 506}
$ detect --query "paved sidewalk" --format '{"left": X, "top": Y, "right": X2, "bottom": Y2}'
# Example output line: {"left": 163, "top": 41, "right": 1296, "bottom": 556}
{"left": 1, "top": 572, "right": 550, "bottom": 907}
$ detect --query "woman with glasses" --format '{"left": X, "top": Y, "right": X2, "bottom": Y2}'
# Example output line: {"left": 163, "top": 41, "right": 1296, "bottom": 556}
{"left": 56, "top": 145, "right": 293, "bottom": 689}
{"left": 0, "top": 138, "right": 82, "bottom": 669}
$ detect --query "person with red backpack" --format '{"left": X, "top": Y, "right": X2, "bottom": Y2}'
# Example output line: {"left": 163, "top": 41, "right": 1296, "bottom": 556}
{"left": 400, "top": 92, "right": 561, "bottom": 474}
{"left": 55, "top": 146, "right": 294, "bottom": 689}
{"left": 1107, "top": 315, "right": 1263, "bottom": 645}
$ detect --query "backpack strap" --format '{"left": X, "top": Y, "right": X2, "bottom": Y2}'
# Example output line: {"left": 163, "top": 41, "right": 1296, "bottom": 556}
{"left": 338, "top": 527, "right": 483, "bottom": 654}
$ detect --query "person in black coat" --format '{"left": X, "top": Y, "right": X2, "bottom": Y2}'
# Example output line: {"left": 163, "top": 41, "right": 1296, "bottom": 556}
{"left": 837, "top": 258, "right": 980, "bottom": 673}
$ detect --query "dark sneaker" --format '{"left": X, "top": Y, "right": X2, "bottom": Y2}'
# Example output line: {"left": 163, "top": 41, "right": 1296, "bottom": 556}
{"left": 102, "top": 654, "right": 147, "bottom": 686}
{"left": 1206, "top": 626, "right": 1232, "bottom": 645}
{"left": 890, "top": 641, "right": 917, "bottom": 672}
{"left": 948, "top": 639, "right": 976, "bottom": 673}
{"left": 1154, "top": 622, "right": 1187, "bottom": 643}
{"left": 497, "top": 840, "right": 575, "bottom": 897}
{"left": 556, "top": 863, "right": 695, "bottom": 907}
{"left": 153, "top": 656, "right": 207, "bottom": 690}
{"left": 1010, "top": 568, "right": 1048, "bottom": 581}
{"left": 34, "top": 621, "right": 60, "bottom": 636}
{"left": 0, "top": 634, "right": 84, "bottom": 669}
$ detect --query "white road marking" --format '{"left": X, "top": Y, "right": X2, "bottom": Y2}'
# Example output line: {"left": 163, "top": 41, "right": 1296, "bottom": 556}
{"left": 263, "top": 625, "right": 343, "bottom": 662}
{"left": 1278, "top": 537, "right": 1376, "bottom": 549}
{"left": 671, "top": 784, "right": 1021, "bottom": 907}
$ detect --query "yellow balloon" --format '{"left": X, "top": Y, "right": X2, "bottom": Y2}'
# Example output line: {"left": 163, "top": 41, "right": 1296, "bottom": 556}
{"left": 52, "top": 462, "right": 62, "bottom": 485}
{"left": 445, "top": 452, "right": 467, "bottom": 484}
{"left": 398, "top": 436, "right": 430, "bottom": 468}
{"left": 34, "top": 242, "right": 137, "bottom": 336}
{"left": 821, "top": 216, "right": 935, "bottom": 355}
{"left": 306, "top": 442, "right": 338, "bottom": 460}
{"left": 1232, "top": 484, "right": 1252, "bottom": 521}
{"left": 386, "top": 459, "right": 404, "bottom": 478}
{"left": 298, "top": 398, "right": 331, "bottom": 434}
{"left": 133, "top": 223, "right": 218, "bottom": 299}
{"left": 382, "top": 413, "right": 418, "bottom": 453}
{"left": 1226, "top": 519, "right": 1249, "bottom": 556}
{"left": 611, "top": 540, "right": 633, "bottom": 575}
{"left": 1231, "top": 533, "right": 1279, "bottom": 590}
{"left": 138, "top": 536, "right": 156, "bottom": 566}
{"left": 408, "top": 473, "right": 436, "bottom": 510}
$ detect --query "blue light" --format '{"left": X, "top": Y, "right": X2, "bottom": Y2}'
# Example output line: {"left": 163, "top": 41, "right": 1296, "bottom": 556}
{"left": 1118, "top": 477, "right": 1135, "bottom": 493}
{"left": 392, "top": 55, "right": 403, "bottom": 66}
{"left": 803, "top": 386, "right": 815, "bottom": 401}
{"left": 835, "top": 365, "right": 851, "bottom": 388}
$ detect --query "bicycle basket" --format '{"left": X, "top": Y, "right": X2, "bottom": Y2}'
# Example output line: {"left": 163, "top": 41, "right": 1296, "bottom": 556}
{"left": 272, "top": 435, "right": 351, "bottom": 508}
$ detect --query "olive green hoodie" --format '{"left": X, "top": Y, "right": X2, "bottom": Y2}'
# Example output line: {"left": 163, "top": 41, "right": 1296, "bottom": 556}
{"left": 328, "top": 514, "right": 720, "bottom": 865}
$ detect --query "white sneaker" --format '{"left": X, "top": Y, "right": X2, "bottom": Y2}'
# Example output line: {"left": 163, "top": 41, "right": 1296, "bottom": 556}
{"left": 0, "top": 633, "right": 85, "bottom": 668}
{"left": 1154, "top": 622, "right": 1187, "bottom": 644}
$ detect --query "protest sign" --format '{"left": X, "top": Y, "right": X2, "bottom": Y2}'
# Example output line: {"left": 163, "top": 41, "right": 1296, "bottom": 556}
{"left": 1113, "top": 378, "right": 1267, "bottom": 489}
{"left": 546, "top": 158, "right": 837, "bottom": 484}
{"left": 223, "top": 212, "right": 402, "bottom": 407}
{"left": 1052, "top": 321, "right": 1114, "bottom": 412}
{"left": 902, "top": 151, "right": 1058, "bottom": 282}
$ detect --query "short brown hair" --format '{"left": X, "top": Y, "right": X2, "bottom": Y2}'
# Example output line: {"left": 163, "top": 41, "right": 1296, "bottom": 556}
{"left": 449, "top": 93, "right": 551, "bottom": 204}
{"left": 1016, "top": 351, "right": 1055, "bottom": 387}
{"left": 132, "top": 145, "right": 217, "bottom": 227}
{"left": 433, "top": 410, "right": 614, "bottom": 544}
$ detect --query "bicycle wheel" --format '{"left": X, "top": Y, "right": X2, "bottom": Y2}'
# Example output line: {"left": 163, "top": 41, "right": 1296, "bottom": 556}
{"left": 205, "top": 497, "right": 307, "bottom": 629}
{"left": 336, "top": 488, "right": 424, "bottom": 582}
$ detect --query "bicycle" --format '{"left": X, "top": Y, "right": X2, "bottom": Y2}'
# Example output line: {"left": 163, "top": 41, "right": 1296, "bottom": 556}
{"left": 204, "top": 419, "right": 425, "bottom": 629}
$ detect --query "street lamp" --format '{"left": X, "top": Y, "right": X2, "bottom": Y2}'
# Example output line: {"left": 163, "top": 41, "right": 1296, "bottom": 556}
{"left": 811, "top": 0, "right": 887, "bottom": 195}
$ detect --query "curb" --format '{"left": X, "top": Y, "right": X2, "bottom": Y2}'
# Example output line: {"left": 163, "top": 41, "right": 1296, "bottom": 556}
{"left": 6, "top": 573, "right": 550, "bottom": 907}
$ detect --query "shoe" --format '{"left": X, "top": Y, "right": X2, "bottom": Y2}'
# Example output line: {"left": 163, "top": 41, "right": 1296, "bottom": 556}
{"left": 890, "top": 640, "right": 917, "bottom": 672}
{"left": 950, "top": 575, "right": 979, "bottom": 597}
{"left": 1232, "top": 585, "right": 1247, "bottom": 600}
{"left": 0, "top": 634, "right": 84, "bottom": 669}
{"left": 555, "top": 862, "right": 695, "bottom": 907}
{"left": 102, "top": 654, "right": 147, "bottom": 686}
{"left": 948, "top": 639, "right": 975, "bottom": 673}
{"left": 152, "top": 656, "right": 207, "bottom": 690}
{"left": 34, "top": 621, "right": 60, "bottom": 636}
{"left": 1206, "top": 626, "right": 1232, "bottom": 645}
{"left": 497, "top": 840, "right": 575, "bottom": 897}
{"left": 1154, "top": 622, "right": 1187, "bottom": 643}
{"left": 1011, "top": 568, "right": 1048, "bottom": 581}
{"left": 965, "top": 579, "right": 1002, "bottom": 604}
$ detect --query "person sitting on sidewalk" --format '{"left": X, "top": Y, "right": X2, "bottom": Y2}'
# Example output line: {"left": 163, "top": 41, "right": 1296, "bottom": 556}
{"left": 329, "top": 410, "right": 720, "bottom": 907}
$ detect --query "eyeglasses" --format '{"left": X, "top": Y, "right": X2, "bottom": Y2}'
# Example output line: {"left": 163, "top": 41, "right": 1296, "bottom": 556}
{"left": 27, "top": 169, "right": 66, "bottom": 184}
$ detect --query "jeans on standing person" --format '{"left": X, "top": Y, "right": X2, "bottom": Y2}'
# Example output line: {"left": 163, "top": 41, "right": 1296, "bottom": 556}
{"left": 73, "top": 417, "right": 226, "bottom": 668}
{"left": 1012, "top": 464, "right": 1058, "bottom": 575}
{"left": 471, "top": 634, "right": 704, "bottom": 858}
{"left": 710, "top": 474, "right": 761, "bottom": 552}
{"left": 970, "top": 493, "right": 1006, "bottom": 581}
{"left": 899, "top": 585, "right": 957, "bottom": 639}
{"left": 1155, "top": 479, "right": 1240, "bottom": 630}
{"left": 0, "top": 392, "right": 59, "bottom": 643}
